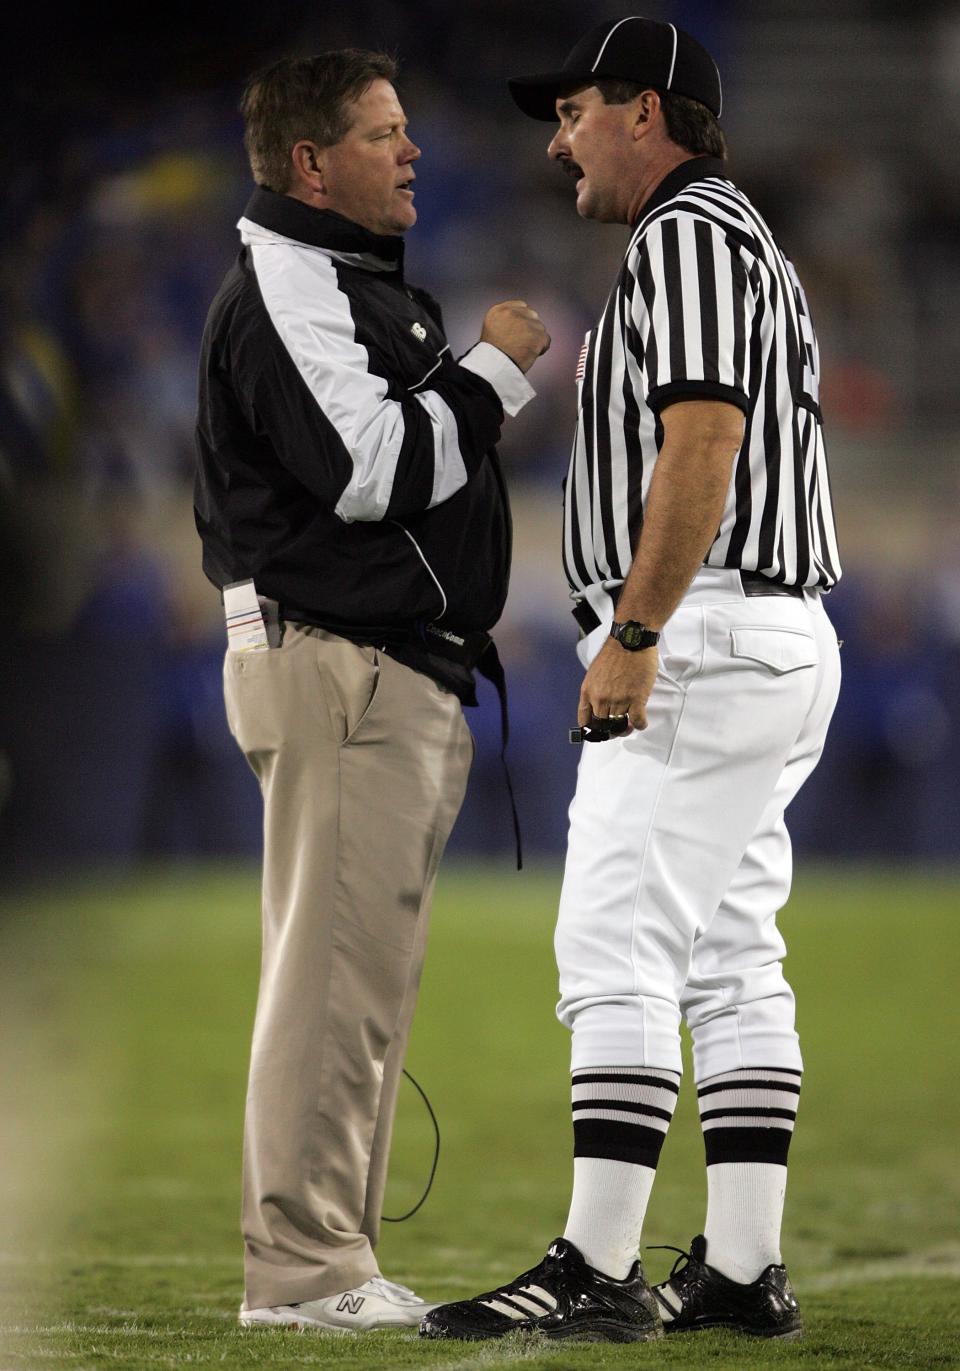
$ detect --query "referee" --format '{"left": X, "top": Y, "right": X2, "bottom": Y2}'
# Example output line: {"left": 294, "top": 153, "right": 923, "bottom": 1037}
{"left": 422, "top": 17, "right": 841, "bottom": 1344}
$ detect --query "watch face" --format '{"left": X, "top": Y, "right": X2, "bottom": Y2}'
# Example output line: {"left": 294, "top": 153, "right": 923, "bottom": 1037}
{"left": 619, "top": 623, "right": 648, "bottom": 648}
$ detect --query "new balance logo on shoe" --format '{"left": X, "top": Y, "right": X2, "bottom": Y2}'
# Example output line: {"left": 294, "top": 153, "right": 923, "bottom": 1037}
{"left": 240, "top": 1274, "right": 434, "bottom": 1331}
{"left": 336, "top": 1293, "right": 366, "bottom": 1315}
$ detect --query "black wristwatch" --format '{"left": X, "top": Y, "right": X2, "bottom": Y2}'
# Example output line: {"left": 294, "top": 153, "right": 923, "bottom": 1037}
{"left": 610, "top": 619, "right": 660, "bottom": 651}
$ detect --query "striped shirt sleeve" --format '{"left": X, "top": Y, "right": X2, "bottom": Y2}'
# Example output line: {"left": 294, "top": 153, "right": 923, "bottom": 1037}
{"left": 632, "top": 213, "right": 754, "bottom": 416}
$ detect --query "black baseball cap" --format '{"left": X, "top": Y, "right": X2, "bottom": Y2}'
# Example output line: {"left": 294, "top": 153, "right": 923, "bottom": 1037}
{"left": 508, "top": 16, "right": 722, "bottom": 121}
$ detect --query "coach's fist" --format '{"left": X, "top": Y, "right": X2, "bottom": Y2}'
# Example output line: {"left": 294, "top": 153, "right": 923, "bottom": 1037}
{"left": 481, "top": 300, "right": 550, "bottom": 374}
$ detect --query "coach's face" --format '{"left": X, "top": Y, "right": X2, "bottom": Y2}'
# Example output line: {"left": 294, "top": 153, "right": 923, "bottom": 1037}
{"left": 547, "top": 84, "right": 641, "bottom": 223}
{"left": 316, "top": 79, "right": 421, "bottom": 236}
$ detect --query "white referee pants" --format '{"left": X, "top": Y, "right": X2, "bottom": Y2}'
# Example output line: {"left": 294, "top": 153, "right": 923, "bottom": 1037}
{"left": 556, "top": 567, "right": 841, "bottom": 1081}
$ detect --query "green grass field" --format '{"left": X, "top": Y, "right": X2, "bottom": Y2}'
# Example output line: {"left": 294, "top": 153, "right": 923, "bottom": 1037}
{"left": 1, "top": 863, "right": 958, "bottom": 1370}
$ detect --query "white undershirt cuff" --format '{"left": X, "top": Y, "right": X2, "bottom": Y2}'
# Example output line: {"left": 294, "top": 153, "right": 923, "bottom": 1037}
{"left": 460, "top": 341, "right": 536, "bottom": 417}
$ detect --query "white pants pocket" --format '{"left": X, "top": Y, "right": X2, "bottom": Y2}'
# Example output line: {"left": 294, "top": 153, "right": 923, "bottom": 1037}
{"left": 730, "top": 626, "right": 817, "bottom": 674}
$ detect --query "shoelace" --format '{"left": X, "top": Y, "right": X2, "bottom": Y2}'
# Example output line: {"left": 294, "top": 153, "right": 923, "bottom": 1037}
{"left": 478, "top": 1248, "right": 562, "bottom": 1306}
{"left": 364, "top": 1275, "right": 423, "bottom": 1305}
{"left": 647, "top": 1244, "right": 695, "bottom": 1282}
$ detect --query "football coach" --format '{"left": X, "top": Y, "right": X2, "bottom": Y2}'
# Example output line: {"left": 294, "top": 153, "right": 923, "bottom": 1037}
{"left": 194, "top": 48, "right": 549, "bottom": 1332}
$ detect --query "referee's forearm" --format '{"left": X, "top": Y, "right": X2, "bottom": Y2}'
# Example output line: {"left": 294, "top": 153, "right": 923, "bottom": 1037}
{"left": 615, "top": 416, "right": 741, "bottom": 630}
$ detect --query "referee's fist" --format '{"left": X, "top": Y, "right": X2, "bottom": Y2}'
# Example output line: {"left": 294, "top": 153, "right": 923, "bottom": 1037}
{"left": 481, "top": 300, "right": 550, "bottom": 374}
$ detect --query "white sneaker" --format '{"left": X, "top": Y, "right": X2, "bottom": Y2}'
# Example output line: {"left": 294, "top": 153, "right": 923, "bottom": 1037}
{"left": 239, "top": 1275, "right": 438, "bottom": 1331}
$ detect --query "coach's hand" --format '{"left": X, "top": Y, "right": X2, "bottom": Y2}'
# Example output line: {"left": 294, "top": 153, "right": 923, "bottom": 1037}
{"left": 481, "top": 300, "right": 550, "bottom": 374}
{"left": 578, "top": 638, "right": 659, "bottom": 734}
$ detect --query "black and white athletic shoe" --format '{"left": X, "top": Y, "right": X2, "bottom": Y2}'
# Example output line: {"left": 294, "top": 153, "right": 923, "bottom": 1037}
{"left": 652, "top": 1235, "right": 803, "bottom": 1340}
{"left": 419, "top": 1237, "right": 663, "bottom": 1343}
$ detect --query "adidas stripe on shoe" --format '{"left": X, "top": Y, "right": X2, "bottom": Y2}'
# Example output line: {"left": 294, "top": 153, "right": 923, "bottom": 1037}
{"left": 419, "top": 1237, "right": 662, "bottom": 1343}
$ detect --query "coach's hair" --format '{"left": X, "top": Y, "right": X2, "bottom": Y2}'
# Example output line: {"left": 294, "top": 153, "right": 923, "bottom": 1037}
{"left": 595, "top": 78, "right": 727, "bottom": 161}
{"left": 240, "top": 49, "right": 399, "bottom": 192}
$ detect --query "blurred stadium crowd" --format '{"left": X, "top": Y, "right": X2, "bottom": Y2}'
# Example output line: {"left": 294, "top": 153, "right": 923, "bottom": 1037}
{"left": 3, "top": 0, "right": 960, "bottom": 877}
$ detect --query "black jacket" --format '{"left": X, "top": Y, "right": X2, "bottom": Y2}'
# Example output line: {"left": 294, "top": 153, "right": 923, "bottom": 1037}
{"left": 195, "top": 189, "right": 531, "bottom": 676}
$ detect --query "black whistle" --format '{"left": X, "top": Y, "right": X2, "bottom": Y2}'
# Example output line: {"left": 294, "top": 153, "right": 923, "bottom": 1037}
{"left": 569, "top": 714, "right": 630, "bottom": 744}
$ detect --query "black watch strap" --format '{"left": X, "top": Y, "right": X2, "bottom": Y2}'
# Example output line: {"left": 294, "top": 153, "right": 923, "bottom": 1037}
{"left": 610, "top": 619, "right": 660, "bottom": 651}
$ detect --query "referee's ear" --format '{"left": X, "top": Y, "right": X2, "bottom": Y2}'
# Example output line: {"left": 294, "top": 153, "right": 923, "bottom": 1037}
{"left": 631, "top": 89, "right": 662, "bottom": 141}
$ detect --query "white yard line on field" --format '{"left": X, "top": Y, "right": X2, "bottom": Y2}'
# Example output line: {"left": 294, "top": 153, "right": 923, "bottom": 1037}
{"left": 0, "top": 1252, "right": 234, "bottom": 1267}
{"left": 426, "top": 1340, "right": 558, "bottom": 1371}
{"left": 804, "top": 1244, "right": 960, "bottom": 1289}
{"left": 7, "top": 1248, "right": 959, "bottom": 1282}
{"left": 1, "top": 1324, "right": 172, "bottom": 1337}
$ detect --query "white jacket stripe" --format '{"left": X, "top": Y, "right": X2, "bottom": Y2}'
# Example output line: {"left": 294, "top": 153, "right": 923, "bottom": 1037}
{"left": 246, "top": 229, "right": 469, "bottom": 524}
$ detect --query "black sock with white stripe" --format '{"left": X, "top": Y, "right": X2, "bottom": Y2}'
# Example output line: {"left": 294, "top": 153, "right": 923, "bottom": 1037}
{"left": 563, "top": 1066, "right": 681, "bottom": 1280}
{"left": 697, "top": 1067, "right": 801, "bottom": 1286}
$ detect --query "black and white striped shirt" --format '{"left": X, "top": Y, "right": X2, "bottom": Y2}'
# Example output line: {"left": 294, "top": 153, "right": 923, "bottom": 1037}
{"left": 564, "top": 156, "right": 841, "bottom": 596}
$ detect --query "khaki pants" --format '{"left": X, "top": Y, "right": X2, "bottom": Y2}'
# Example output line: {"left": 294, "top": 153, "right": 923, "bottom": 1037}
{"left": 223, "top": 625, "right": 473, "bottom": 1310}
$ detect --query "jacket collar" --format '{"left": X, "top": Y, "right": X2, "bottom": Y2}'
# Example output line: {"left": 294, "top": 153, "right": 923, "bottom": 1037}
{"left": 241, "top": 186, "right": 405, "bottom": 273}
{"left": 634, "top": 155, "right": 728, "bottom": 224}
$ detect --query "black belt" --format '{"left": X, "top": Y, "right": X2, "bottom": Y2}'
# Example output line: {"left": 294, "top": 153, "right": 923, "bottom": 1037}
{"left": 572, "top": 571, "right": 804, "bottom": 635}
{"left": 740, "top": 571, "right": 805, "bottom": 598}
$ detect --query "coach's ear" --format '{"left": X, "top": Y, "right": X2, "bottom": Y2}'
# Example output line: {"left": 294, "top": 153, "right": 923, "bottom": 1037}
{"left": 291, "top": 140, "right": 326, "bottom": 196}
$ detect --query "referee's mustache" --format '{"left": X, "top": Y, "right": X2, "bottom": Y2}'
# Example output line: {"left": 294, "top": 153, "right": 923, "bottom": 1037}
{"left": 559, "top": 158, "right": 584, "bottom": 180}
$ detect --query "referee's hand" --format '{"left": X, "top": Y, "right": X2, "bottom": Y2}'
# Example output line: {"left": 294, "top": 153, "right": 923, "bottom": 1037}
{"left": 481, "top": 300, "right": 550, "bottom": 374}
{"left": 578, "top": 638, "right": 659, "bottom": 734}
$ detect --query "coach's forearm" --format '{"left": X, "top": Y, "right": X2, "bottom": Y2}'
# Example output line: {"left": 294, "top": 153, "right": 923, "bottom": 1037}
{"left": 615, "top": 399, "right": 744, "bottom": 628}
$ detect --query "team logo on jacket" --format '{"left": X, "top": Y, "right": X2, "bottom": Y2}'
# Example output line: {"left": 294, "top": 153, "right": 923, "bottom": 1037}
{"left": 411, "top": 322, "right": 427, "bottom": 342}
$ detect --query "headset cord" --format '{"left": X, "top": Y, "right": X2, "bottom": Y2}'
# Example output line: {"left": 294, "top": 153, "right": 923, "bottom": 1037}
{"left": 382, "top": 1069, "right": 440, "bottom": 1223}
